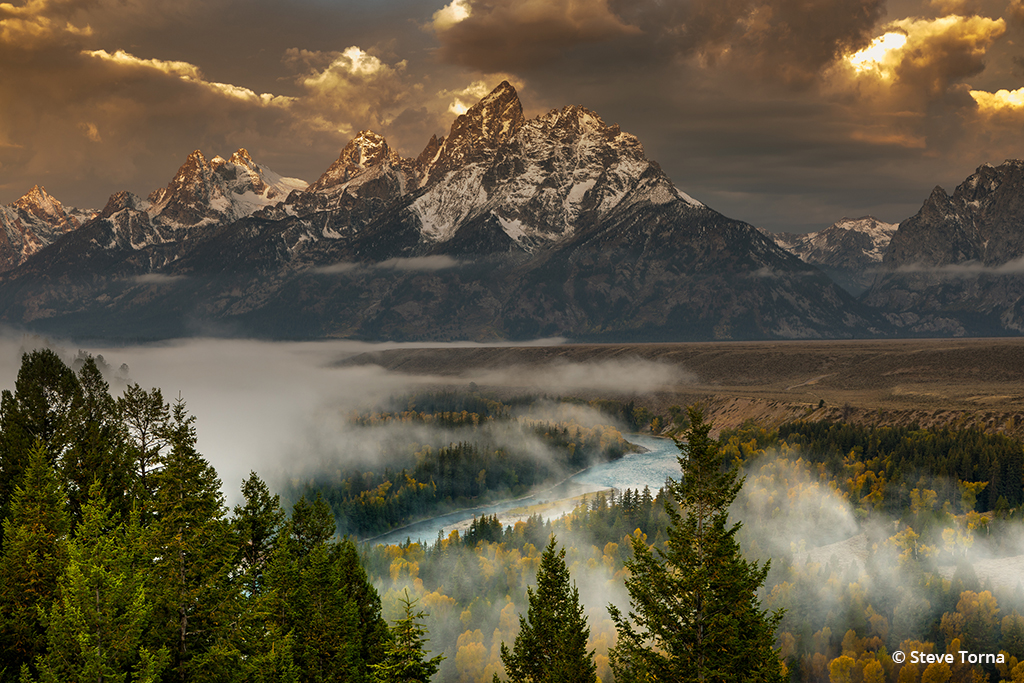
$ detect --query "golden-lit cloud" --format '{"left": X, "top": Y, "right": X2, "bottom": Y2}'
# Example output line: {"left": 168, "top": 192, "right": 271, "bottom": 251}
{"left": 84, "top": 49, "right": 202, "bottom": 80}
{"left": 432, "top": 0, "right": 471, "bottom": 30}
{"left": 849, "top": 128, "right": 927, "bottom": 148}
{"left": 682, "top": 0, "right": 888, "bottom": 85}
{"left": 78, "top": 121, "right": 101, "bottom": 142}
{"left": 846, "top": 31, "right": 908, "bottom": 78}
{"left": 970, "top": 86, "right": 1024, "bottom": 112}
{"left": 84, "top": 49, "right": 293, "bottom": 107}
{"left": 0, "top": 0, "right": 91, "bottom": 47}
{"left": 836, "top": 15, "right": 1006, "bottom": 96}
{"left": 1009, "top": 0, "right": 1024, "bottom": 23}
{"left": 287, "top": 46, "right": 416, "bottom": 136}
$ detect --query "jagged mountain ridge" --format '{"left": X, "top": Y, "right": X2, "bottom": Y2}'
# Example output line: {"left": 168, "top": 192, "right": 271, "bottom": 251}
{"left": 863, "top": 160, "right": 1024, "bottom": 335}
{"left": 0, "top": 186, "right": 96, "bottom": 272}
{"left": 0, "top": 82, "right": 885, "bottom": 341}
{"left": 772, "top": 217, "right": 897, "bottom": 295}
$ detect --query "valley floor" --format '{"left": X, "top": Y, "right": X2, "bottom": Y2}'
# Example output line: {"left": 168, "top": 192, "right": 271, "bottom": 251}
{"left": 339, "top": 337, "right": 1024, "bottom": 437}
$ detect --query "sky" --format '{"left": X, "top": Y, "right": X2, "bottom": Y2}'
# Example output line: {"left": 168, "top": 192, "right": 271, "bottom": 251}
{"left": 3, "top": 0, "right": 1024, "bottom": 232}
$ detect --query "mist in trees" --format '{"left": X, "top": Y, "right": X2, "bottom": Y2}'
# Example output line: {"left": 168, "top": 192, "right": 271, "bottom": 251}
{"left": 4, "top": 343, "right": 1024, "bottom": 683}
{"left": 494, "top": 536, "right": 597, "bottom": 683}
{"left": 608, "top": 406, "right": 784, "bottom": 682}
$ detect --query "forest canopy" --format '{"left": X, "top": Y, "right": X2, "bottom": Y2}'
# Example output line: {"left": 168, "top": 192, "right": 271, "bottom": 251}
{"left": 1, "top": 347, "right": 1023, "bottom": 683}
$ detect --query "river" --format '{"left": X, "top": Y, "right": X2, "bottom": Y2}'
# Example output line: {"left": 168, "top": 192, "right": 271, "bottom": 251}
{"left": 366, "top": 434, "right": 683, "bottom": 547}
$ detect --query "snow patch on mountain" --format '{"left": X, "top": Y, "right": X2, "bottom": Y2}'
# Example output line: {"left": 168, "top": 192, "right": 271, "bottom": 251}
{"left": 147, "top": 149, "right": 307, "bottom": 228}
{"left": 0, "top": 186, "right": 97, "bottom": 270}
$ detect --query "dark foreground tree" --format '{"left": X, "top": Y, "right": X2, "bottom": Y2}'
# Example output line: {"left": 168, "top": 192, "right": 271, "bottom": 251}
{"left": 608, "top": 405, "right": 784, "bottom": 682}
{"left": 0, "top": 444, "right": 69, "bottom": 682}
{"left": 495, "top": 536, "right": 597, "bottom": 683}
{"left": 371, "top": 590, "right": 444, "bottom": 683}
{"left": 266, "top": 494, "right": 390, "bottom": 683}
{"left": 32, "top": 482, "right": 168, "bottom": 683}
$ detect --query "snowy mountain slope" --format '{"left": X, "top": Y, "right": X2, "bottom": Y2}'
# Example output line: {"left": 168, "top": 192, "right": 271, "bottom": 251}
{"left": 864, "top": 160, "right": 1024, "bottom": 335}
{"left": 0, "top": 82, "right": 885, "bottom": 341}
{"left": 147, "top": 148, "right": 307, "bottom": 229}
{"left": 772, "top": 217, "right": 897, "bottom": 295}
{"left": 0, "top": 186, "right": 96, "bottom": 271}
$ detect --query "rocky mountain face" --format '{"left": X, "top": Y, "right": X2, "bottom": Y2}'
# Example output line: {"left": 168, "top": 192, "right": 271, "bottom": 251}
{"left": 0, "top": 186, "right": 96, "bottom": 272}
{"left": 0, "top": 82, "right": 885, "bottom": 341}
{"left": 772, "top": 217, "right": 897, "bottom": 295}
{"left": 863, "top": 160, "right": 1024, "bottom": 336}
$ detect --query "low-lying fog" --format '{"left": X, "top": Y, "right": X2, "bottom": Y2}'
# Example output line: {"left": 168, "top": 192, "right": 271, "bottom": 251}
{"left": 0, "top": 332, "right": 688, "bottom": 503}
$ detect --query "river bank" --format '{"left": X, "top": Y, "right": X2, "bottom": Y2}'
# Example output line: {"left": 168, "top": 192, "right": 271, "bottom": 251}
{"left": 365, "top": 435, "right": 681, "bottom": 547}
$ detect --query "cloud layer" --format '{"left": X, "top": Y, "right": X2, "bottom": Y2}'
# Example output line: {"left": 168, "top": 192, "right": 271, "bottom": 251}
{"left": 3, "top": 0, "right": 1024, "bottom": 232}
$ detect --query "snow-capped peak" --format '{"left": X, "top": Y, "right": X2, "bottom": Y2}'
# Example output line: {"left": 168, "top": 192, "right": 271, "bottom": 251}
{"left": 12, "top": 185, "right": 65, "bottom": 220}
{"left": 1, "top": 185, "right": 97, "bottom": 270}
{"left": 146, "top": 148, "right": 307, "bottom": 228}
{"left": 308, "top": 131, "right": 407, "bottom": 195}
{"left": 409, "top": 91, "right": 703, "bottom": 246}
{"left": 774, "top": 216, "right": 897, "bottom": 265}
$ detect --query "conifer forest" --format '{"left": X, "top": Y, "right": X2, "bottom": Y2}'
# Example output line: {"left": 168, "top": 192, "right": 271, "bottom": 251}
{"left": 1, "top": 348, "right": 1024, "bottom": 682}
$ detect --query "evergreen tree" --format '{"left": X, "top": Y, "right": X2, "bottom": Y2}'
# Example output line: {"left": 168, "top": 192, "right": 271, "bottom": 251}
{"left": 495, "top": 536, "right": 597, "bottom": 683}
{"left": 146, "top": 398, "right": 240, "bottom": 682}
{"left": 32, "top": 481, "right": 168, "bottom": 683}
{"left": 62, "top": 357, "right": 134, "bottom": 530}
{"left": 0, "top": 443, "right": 69, "bottom": 682}
{"left": 371, "top": 590, "right": 444, "bottom": 683}
{"left": 0, "top": 350, "right": 82, "bottom": 542}
{"left": 233, "top": 471, "right": 286, "bottom": 597}
{"left": 608, "top": 405, "right": 784, "bottom": 683}
{"left": 266, "top": 495, "right": 390, "bottom": 683}
{"left": 116, "top": 384, "right": 170, "bottom": 512}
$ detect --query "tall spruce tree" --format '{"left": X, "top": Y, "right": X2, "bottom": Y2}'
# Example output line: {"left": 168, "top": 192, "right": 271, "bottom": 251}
{"left": 146, "top": 398, "right": 240, "bottom": 682}
{"left": 266, "top": 495, "right": 390, "bottom": 683}
{"left": 0, "top": 350, "right": 82, "bottom": 543}
{"left": 0, "top": 443, "right": 69, "bottom": 683}
{"left": 63, "top": 357, "right": 133, "bottom": 530}
{"left": 32, "top": 482, "right": 168, "bottom": 683}
{"left": 371, "top": 591, "right": 444, "bottom": 683}
{"left": 233, "top": 472, "right": 286, "bottom": 597}
{"left": 116, "top": 384, "right": 170, "bottom": 512}
{"left": 608, "top": 405, "right": 784, "bottom": 683}
{"left": 495, "top": 536, "right": 597, "bottom": 683}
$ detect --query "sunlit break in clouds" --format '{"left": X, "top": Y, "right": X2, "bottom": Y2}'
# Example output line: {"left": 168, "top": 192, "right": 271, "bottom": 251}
{"left": 846, "top": 31, "right": 907, "bottom": 77}
{"left": 971, "top": 86, "right": 1024, "bottom": 112}
{"left": 5, "top": 0, "right": 1024, "bottom": 232}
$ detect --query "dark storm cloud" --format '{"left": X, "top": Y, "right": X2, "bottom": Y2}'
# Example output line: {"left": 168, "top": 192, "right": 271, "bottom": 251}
{"left": 0, "top": 0, "right": 462, "bottom": 208}
{"left": 4, "top": 0, "right": 1024, "bottom": 235}
{"left": 432, "top": 0, "right": 886, "bottom": 85}
{"left": 430, "top": 0, "right": 640, "bottom": 70}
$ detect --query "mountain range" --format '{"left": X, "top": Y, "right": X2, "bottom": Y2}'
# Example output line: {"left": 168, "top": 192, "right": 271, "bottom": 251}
{"left": 0, "top": 82, "right": 1019, "bottom": 342}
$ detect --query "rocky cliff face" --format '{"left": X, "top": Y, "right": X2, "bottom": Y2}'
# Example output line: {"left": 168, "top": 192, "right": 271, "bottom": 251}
{"left": 863, "top": 160, "right": 1024, "bottom": 335}
{"left": 772, "top": 217, "right": 897, "bottom": 295}
{"left": 0, "top": 83, "right": 884, "bottom": 342}
{"left": 0, "top": 186, "right": 95, "bottom": 271}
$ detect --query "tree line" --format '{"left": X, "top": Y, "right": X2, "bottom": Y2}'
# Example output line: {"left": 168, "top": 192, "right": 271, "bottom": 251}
{"left": 0, "top": 349, "right": 437, "bottom": 683}
{"left": 290, "top": 394, "right": 637, "bottom": 538}
{"left": 0, "top": 350, "right": 786, "bottom": 682}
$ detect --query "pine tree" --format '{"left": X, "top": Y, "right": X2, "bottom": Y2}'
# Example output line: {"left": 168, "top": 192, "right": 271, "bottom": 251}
{"left": 608, "top": 405, "right": 784, "bottom": 683}
{"left": 233, "top": 471, "right": 286, "bottom": 597}
{"left": 0, "top": 443, "right": 69, "bottom": 683}
{"left": 266, "top": 495, "right": 390, "bottom": 683}
{"left": 116, "top": 384, "right": 170, "bottom": 512}
{"left": 371, "top": 590, "right": 444, "bottom": 683}
{"left": 0, "top": 350, "right": 82, "bottom": 544}
{"left": 62, "top": 357, "right": 134, "bottom": 530}
{"left": 146, "top": 398, "right": 240, "bottom": 682}
{"left": 495, "top": 536, "right": 597, "bottom": 683}
{"left": 32, "top": 481, "right": 168, "bottom": 683}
